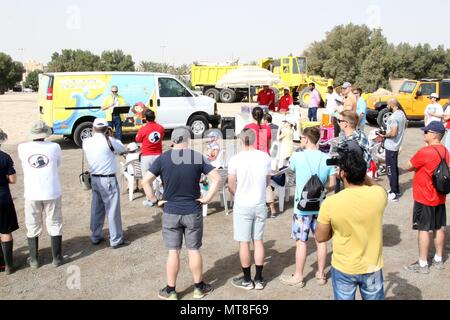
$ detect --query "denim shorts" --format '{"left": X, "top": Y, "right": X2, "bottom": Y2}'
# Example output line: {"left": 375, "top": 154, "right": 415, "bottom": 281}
{"left": 162, "top": 212, "right": 203, "bottom": 250}
{"left": 233, "top": 203, "right": 267, "bottom": 242}
{"left": 331, "top": 267, "right": 385, "bottom": 300}
{"left": 291, "top": 214, "right": 317, "bottom": 242}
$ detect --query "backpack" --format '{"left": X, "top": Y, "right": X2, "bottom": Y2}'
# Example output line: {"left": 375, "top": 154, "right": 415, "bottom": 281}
{"left": 432, "top": 147, "right": 450, "bottom": 195}
{"left": 297, "top": 153, "right": 327, "bottom": 212}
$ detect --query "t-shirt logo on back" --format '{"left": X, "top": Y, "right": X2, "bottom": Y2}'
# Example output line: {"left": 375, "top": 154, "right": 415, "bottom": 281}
{"left": 28, "top": 154, "right": 49, "bottom": 169}
{"left": 149, "top": 131, "right": 161, "bottom": 144}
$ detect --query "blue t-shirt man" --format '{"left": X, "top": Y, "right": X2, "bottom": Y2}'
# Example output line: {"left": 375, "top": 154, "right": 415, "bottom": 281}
{"left": 290, "top": 150, "right": 336, "bottom": 216}
{"left": 149, "top": 149, "right": 215, "bottom": 215}
{"left": 356, "top": 97, "right": 367, "bottom": 131}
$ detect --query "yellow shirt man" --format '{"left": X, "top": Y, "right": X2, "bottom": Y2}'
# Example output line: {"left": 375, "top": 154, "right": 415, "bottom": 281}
{"left": 318, "top": 185, "right": 387, "bottom": 275}
{"left": 102, "top": 88, "right": 127, "bottom": 122}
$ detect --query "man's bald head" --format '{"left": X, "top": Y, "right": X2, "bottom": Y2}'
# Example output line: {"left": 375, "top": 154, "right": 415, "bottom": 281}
{"left": 388, "top": 97, "right": 399, "bottom": 110}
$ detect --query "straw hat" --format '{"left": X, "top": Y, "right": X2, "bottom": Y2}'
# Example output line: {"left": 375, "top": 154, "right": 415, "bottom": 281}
{"left": 30, "top": 121, "right": 52, "bottom": 140}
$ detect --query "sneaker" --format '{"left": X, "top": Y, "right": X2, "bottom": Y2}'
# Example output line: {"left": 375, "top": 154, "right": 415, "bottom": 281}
{"left": 432, "top": 260, "right": 445, "bottom": 270}
{"left": 193, "top": 283, "right": 213, "bottom": 299}
{"left": 404, "top": 261, "right": 430, "bottom": 274}
{"left": 143, "top": 200, "right": 156, "bottom": 208}
{"left": 158, "top": 287, "right": 178, "bottom": 300}
{"left": 388, "top": 192, "right": 399, "bottom": 202}
{"left": 254, "top": 279, "right": 267, "bottom": 290}
{"left": 111, "top": 240, "right": 131, "bottom": 250}
{"left": 231, "top": 276, "right": 255, "bottom": 290}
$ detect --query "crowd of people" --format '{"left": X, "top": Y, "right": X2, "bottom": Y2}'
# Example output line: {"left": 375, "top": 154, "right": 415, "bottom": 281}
{"left": 0, "top": 82, "right": 448, "bottom": 301}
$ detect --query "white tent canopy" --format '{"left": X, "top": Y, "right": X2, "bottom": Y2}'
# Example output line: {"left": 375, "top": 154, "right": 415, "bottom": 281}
{"left": 216, "top": 66, "right": 283, "bottom": 89}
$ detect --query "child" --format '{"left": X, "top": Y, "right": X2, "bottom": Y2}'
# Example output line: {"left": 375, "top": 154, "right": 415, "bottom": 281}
{"left": 205, "top": 130, "right": 224, "bottom": 169}
{"left": 124, "top": 142, "right": 141, "bottom": 191}
{"left": 277, "top": 120, "right": 294, "bottom": 167}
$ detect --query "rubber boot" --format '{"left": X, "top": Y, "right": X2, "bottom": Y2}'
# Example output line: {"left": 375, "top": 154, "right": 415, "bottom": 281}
{"left": 1, "top": 240, "right": 14, "bottom": 275}
{"left": 27, "top": 237, "right": 40, "bottom": 269}
{"left": 51, "top": 236, "right": 68, "bottom": 267}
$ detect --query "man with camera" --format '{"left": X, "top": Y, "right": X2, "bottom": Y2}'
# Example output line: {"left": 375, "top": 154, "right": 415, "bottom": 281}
{"left": 377, "top": 98, "right": 407, "bottom": 202}
{"left": 334, "top": 111, "right": 371, "bottom": 193}
{"left": 83, "top": 118, "right": 128, "bottom": 249}
{"left": 316, "top": 150, "right": 387, "bottom": 300}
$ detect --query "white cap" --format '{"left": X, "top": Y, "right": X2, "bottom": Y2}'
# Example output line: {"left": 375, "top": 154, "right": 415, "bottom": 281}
{"left": 93, "top": 118, "right": 108, "bottom": 128}
{"left": 283, "top": 87, "right": 290, "bottom": 91}
{"left": 127, "top": 142, "right": 139, "bottom": 152}
{"left": 342, "top": 82, "right": 352, "bottom": 89}
{"left": 429, "top": 93, "right": 440, "bottom": 99}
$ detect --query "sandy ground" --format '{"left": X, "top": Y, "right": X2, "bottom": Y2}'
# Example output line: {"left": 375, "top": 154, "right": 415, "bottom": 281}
{"left": 0, "top": 92, "right": 449, "bottom": 300}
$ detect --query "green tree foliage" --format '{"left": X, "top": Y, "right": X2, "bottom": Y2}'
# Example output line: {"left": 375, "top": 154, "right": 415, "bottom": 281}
{"left": 47, "top": 49, "right": 101, "bottom": 72}
{"left": 24, "top": 70, "right": 43, "bottom": 91}
{"left": 99, "top": 50, "right": 135, "bottom": 71}
{"left": 138, "top": 61, "right": 190, "bottom": 77}
{"left": 304, "top": 24, "right": 450, "bottom": 92}
{"left": 0, "top": 52, "right": 25, "bottom": 94}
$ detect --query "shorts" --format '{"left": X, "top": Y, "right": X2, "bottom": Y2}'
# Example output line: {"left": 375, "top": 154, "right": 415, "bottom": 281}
{"left": 141, "top": 155, "right": 160, "bottom": 175}
{"left": 162, "top": 212, "right": 203, "bottom": 250}
{"left": 291, "top": 214, "right": 317, "bottom": 242}
{"left": 413, "top": 202, "right": 446, "bottom": 231}
{"left": 233, "top": 204, "right": 267, "bottom": 242}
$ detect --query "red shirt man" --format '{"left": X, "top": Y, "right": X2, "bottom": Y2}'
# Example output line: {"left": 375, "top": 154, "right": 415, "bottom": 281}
{"left": 257, "top": 86, "right": 276, "bottom": 111}
{"left": 278, "top": 88, "right": 293, "bottom": 112}
{"left": 135, "top": 112, "right": 165, "bottom": 157}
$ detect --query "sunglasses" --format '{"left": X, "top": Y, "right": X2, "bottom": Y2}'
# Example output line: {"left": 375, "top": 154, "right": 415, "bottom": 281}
{"left": 424, "top": 130, "right": 436, "bottom": 135}
{"left": 112, "top": 91, "right": 118, "bottom": 93}
{"left": 337, "top": 119, "right": 348, "bottom": 124}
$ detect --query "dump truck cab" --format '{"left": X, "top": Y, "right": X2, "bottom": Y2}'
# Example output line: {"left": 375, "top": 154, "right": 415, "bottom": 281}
{"left": 367, "top": 79, "right": 450, "bottom": 128}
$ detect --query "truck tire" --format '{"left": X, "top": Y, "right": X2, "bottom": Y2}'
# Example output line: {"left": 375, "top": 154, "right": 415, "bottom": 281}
{"left": 205, "top": 88, "right": 220, "bottom": 102}
{"left": 377, "top": 107, "right": 392, "bottom": 129}
{"left": 73, "top": 121, "right": 94, "bottom": 147}
{"left": 188, "top": 115, "right": 209, "bottom": 138}
{"left": 298, "top": 87, "right": 311, "bottom": 108}
{"left": 220, "top": 88, "right": 236, "bottom": 103}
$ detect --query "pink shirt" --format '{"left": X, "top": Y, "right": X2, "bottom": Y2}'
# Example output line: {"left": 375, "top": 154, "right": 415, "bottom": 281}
{"left": 309, "top": 89, "right": 321, "bottom": 108}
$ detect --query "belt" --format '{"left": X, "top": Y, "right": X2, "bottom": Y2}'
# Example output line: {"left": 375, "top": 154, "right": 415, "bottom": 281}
{"left": 91, "top": 174, "right": 116, "bottom": 178}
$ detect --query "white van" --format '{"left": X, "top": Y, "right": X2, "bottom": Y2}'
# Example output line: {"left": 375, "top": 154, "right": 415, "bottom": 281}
{"left": 38, "top": 72, "right": 220, "bottom": 146}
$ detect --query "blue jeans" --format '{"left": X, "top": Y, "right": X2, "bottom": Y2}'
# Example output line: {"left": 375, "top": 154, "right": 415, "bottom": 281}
{"left": 108, "top": 115, "right": 122, "bottom": 140}
{"left": 331, "top": 267, "right": 385, "bottom": 300}
{"left": 308, "top": 107, "right": 318, "bottom": 121}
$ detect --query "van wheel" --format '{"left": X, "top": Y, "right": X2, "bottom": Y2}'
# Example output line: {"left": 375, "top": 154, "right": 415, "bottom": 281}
{"left": 205, "top": 88, "right": 220, "bottom": 102}
{"left": 188, "top": 115, "right": 209, "bottom": 137}
{"left": 73, "top": 122, "right": 94, "bottom": 147}
{"left": 220, "top": 89, "right": 236, "bottom": 103}
{"left": 377, "top": 107, "right": 391, "bottom": 129}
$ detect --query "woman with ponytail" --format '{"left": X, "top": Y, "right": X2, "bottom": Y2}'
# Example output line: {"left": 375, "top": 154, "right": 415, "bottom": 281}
{"left": 244, "top": 107, "right": 272, "bottom": 154}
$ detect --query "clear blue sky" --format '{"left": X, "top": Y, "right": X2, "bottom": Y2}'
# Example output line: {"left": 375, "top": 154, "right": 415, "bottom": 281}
{"left": 1, "top": 0, "right": 450, "bottom": 66}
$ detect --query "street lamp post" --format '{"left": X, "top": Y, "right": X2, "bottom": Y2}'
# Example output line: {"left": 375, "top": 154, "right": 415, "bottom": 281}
{"left": 160, "top": 45, "right": 167, "bottom": 73}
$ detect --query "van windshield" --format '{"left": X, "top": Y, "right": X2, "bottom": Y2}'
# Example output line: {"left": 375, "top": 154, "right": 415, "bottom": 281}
{"left": 399, "top": 81, "right": 417, "bottom": 93}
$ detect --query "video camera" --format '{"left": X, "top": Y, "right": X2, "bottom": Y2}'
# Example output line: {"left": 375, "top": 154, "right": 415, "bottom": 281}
{"left": 326, "top": 142, "right": 350, "bottom": 167}
{"left": 376, "top": 128, "right": 386, "bottom": 136}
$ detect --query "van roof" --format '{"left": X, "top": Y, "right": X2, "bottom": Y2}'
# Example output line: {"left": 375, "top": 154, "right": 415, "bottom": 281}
{"left": 43, "top": 71, "right": 174, "bottom": 77}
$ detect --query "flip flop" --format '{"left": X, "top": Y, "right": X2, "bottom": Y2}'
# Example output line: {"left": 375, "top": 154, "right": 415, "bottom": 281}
{"left": 315, "top": 272, "right": 327, "bottom": 286}
{"left": 279, "top": 274, "right": 305, "bottom": 288}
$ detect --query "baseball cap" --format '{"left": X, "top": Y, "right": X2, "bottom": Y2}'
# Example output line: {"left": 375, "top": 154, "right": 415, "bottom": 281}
{"left": 429, "top": 93, "right": 440, "bottom": 100}
{"left": 127, "top": 142, "right": 139, "bottom": 152}
{"left": 342, "top": 82, "right": 352, "bottom": 89}
{"left": 421, "top": 121, "right": 445, "bottom": 134}
{"left": 206, "top": 130, "right": 221, "bottom": 140}
{"left": 283, "top": 87, "right": 290, "bottom": 91}
{"left": 93, "top": 118, "right": 108, "bottom": 128}
{"left": 171, "top": 127, "right": 191, "bottom": 144}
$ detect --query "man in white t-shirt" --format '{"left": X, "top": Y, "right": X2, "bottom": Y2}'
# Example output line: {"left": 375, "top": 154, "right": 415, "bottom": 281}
{"left": 326, "top": 86, "right": 340, "bottom": 117}
{"left": 424, "top": 93, "right": 443, "bottom": 126}
{"left": 228, "top": 128, "right": 272, "bottom": 291}
{"left": 18, "top": 121, "right": 67, "bottom": 269}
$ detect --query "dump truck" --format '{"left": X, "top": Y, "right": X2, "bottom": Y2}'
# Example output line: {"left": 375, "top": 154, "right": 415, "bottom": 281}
{"left": 191, "top": 56, "right": 333, "bottom": 106}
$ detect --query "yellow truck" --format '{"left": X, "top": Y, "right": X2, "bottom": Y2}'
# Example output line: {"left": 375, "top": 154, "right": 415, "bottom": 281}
{"left": 191, "top": 56, "right": 333, "bottom": 106}
{"left": 366, "top": 79, "right": 450, "bottom": 128}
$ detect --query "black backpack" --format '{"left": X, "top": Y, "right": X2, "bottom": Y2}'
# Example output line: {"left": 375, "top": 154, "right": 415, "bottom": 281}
{"left": 297, "top": 154, "right": 326, "bottom": 212}
{"left": 432, "top": 147, "right": 450, "bottom": 195}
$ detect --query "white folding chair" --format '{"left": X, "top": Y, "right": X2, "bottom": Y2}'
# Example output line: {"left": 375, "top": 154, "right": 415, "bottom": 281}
{"left": 271, "top": 168, "right": 296, "bottom": 213}
{"left": 202, "top": 168, "right": 232, "bottom": 216}
{"left": 120, "top": 159, "right": 143, "bottom": 201}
